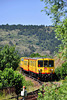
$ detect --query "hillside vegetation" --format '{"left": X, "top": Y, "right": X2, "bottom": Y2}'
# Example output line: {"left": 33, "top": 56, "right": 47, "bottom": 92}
{"left": 0, "top": 25, "right": 61, "bottom": 56}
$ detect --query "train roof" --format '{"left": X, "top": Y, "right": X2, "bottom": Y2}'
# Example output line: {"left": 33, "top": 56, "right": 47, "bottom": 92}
{"left": 24, "top": 57, "right": 54, "bottom": 60}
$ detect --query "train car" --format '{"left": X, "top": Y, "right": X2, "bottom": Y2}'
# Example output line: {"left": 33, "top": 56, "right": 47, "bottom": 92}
{"left": 19, "top": 57, "right": 55, "bottom": 80}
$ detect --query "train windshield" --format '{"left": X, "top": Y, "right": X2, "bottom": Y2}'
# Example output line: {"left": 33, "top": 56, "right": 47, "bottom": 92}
{"left": 38, "top": 60, "right": 43, "bottom": 67}
{"left": 44, "top": 60, "right": 48, "bottom": 67}
{"left": 38, "top": 60, "right": 54, "bottom": 67}
{"left": 49, "top": 60, "right": 54, "bottom": 67}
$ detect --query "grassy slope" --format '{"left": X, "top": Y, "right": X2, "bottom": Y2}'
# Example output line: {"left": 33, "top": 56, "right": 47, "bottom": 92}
{"left": 0, "top": 29, "right": 41, "bottom": 56}
{"left": 0, "top": 26, "right": 61, "bottom": 57}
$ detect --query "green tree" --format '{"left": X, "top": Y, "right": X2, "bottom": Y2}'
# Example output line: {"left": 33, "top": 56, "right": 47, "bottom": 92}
{"left": 55, "top": 19, "right": 67, "bottom": 60}
{"left": 41, "top": 0, "right": 67, "bottom": 61}
{"left": 38, "top": 77, "right": 67, "bottom": 100}
{"left": 2, "top": 68, "right": 14, "bottom": 87}
{"left": 0, "top": 68, "right": 24, "bottom": 100}
{"left": 55, "top": 62, "right": 67, "bottom": 80}
{"left": 41, "top": 0, "right": 67, "bottom": 25}
{"left": 0, "top": 45, "right": 20, "bottom": 71}
{"left": 29, "top": 53, "right": 41, "bottom": 57}
{"left": 13, "top": 71, "right": 23, "bottom": 100}
{"left": 0, "top": 70, "right": 2, "bottom": 89}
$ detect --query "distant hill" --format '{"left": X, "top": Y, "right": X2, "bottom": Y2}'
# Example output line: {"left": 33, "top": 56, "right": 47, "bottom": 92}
{"left": 0, "top": 24, "right": 61, "bottom": 57}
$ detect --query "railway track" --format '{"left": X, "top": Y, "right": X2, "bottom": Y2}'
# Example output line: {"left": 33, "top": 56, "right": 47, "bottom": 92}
{"left": 24, "top": 89, "right": 39, "bottom": 100}
{"left": 19, "top": 69, "right": 61, "bottom": 100}
{"left": 9, "top": 81, "right": 61, "bottom": 100}
{"left": 19, "top": 70, "right": 44, "bottom": 100}
{"left": 9, "top": 89, "right": 39, "bottom": 100}
{"left": 8, "top": 71, "right": 61, "bottom": 100}
{"left": 21, "top": 70, "right": 44, "bottom": 85}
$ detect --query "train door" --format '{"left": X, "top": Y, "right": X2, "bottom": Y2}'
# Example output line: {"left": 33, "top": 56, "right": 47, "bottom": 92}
{"left": 34, "top": 60, "right": 37, "bottom": 77}
{"left": 28, "top": 59, "right": 29, "bottom": 71}
{"left": 35, "top": 60, "right": 38, "bottom": 75}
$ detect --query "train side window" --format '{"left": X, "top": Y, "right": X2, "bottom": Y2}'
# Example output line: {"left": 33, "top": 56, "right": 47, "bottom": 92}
{"left": 38, "top": 60, "right": 43, "bottom": 67}
{"left": 31, "top": 61, "right": 32, "bottom": 66}
{"left": 44, "top": 60, "right": 48, "bottom": 67}
{"left": 26, "top": 61, "right": 28, "bottom": 66}
{"left": 24, "top": 61, "right": 25, "bottom": 65}
{"left": 32, "top": 61, "right": 34, "bottom": 66}
{"left": 21, "top": 59, "right": 23, "bottom": 61}
{"left": 24, "top": 61, "right": 27, "bottom": 65}
{"left": 33, "top": 61, "right": 34, "bottom": 66}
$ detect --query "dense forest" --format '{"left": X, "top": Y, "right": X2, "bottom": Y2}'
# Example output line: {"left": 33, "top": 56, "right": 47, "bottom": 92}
{"left": 0, "top": 24, "right": 61, "bottom": 56}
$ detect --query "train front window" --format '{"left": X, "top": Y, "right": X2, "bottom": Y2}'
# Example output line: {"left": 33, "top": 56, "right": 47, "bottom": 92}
{"left": 38, "top": 60, "right": 43, "bottom": 67}
{"left": 49, "top": 60, "right": 54, "bottom": 67}
{"left": 44, "top": 60, "right": 48, "bottom": 67}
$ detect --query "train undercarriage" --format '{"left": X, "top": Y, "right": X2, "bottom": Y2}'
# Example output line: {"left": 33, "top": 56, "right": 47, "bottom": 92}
{"left": 21, "top": 68, "right": 55, "bottom": 81}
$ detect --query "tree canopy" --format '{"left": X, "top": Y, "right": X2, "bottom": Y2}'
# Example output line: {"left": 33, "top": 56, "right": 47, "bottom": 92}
{"left": 0, "top": 67, "right": 24, "bottom": 99}
{"left": 0, "top": 45, "right": 20, "bottom": 71}
{"left": 41, "top": 0, "right": 67, "bottom": 25}
{"left": 41, "top": 0, "right": 67, "bottom": 61}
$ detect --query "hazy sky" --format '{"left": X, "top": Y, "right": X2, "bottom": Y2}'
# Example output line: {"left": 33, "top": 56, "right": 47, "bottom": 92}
{"left": 0, "top": 0, "right": 52, "bottom": 25}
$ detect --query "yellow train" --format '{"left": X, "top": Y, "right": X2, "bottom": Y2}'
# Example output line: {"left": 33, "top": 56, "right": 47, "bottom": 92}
{"left": 19, "top": 57, "right": 55, "bottom": 80}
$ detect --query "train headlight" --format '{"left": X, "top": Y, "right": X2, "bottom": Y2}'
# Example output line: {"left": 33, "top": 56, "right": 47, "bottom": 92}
{"left": 50, "top": 69, "right": 53, "bottom": 72}
{"left": 38, "top": 69, "right": 42, "bottom": 72}
{"left": 38, "top": 69, "right": 40, "bottom": 71}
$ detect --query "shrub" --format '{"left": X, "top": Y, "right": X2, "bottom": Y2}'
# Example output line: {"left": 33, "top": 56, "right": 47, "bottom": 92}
{"left": 2, "top": 68, "right": 14, "bottom": 87}
{"left": 0, "top": 83, "right": 2, "bottom": 89}
{"left": 55, "top": 62, "right": 67, "bottom": 80}
{"left": 0, "top": 68, "right": 24, "bottom": 97}
{"left": 13, "top": 71, "right": 24, "bottom": 95}
{"left": 38, "top": 77, "right": 67, "bottom": 100}
{"left": 62, "top": 62, "right": 67, "bottom": 75}
{"left": 0, "top": 45, "right": 20, "bottom": 71}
